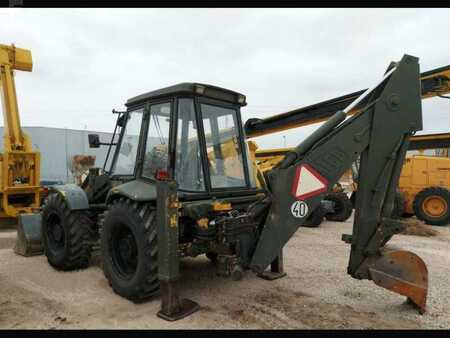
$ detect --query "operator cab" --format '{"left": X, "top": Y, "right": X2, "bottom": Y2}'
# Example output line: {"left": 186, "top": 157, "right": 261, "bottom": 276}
{"left": 108, "top": 83, "right": 258, "bottom": 198}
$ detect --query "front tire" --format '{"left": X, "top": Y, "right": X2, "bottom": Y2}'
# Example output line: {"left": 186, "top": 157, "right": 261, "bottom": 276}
{"left": 413, "top": 187, "right": 450, "bottom": 226}
{"left": 41, "top": 193, "right": 95, "bottom": 270}
{"left": 101, "top": 198, "right": 159, "bottom": 301}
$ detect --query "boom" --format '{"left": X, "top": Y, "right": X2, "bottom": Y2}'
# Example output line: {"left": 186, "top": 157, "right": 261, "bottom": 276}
{"left": 245, "top": 65, "right": 450, "bottom": 138}
{"left": 0, "top": 44, "right": 40, "bottom": 220}
{"left": 0, "top": 44, "right": 33, "bottom": 152}
{"left": 248, "top": 54, "right": 428, "bottom": 313}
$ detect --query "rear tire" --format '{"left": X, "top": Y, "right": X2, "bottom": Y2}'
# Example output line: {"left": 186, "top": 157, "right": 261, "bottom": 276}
{"left": 206, "top": 252, "right": 218, "bottom": 264}
{"left": 413, "top": 187, "right": 450, "bottom": 226}
{"left": 101, "top": 198, "right": 159, "bottom": 301}
{"left": 324, "top": 192, "right": 353, "bottom": 222}
{"left": 41, "top": 193, "right": 95, "bottom": 270}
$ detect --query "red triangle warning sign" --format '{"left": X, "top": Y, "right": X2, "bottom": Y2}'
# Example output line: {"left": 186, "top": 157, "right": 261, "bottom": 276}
{"left": 291, "top": 164, "right": 328, "bottom": 200}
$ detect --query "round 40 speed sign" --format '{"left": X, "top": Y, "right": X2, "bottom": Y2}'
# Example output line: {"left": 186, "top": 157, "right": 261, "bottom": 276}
{"left": 291, "top": 200, "right": 309, "bottom": 218}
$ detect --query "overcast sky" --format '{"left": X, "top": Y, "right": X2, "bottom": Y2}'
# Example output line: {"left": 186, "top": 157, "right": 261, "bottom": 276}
{"left": 1, "top": 8, "right": 450, "bottom": 148}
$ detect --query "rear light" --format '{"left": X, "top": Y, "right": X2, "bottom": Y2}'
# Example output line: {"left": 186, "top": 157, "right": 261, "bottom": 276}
{"left": 155, "top": 169, "right": 170, "bottom": 181}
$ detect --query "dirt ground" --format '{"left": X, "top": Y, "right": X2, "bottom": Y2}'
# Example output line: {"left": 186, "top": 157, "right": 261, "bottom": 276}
{"left": 1, "top": 214, "right": 450, "bottom": 329}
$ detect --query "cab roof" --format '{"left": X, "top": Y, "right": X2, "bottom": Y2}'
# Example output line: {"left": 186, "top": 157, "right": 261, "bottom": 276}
{"left": 126, "top": 82, "right": 247, "bottom": 107}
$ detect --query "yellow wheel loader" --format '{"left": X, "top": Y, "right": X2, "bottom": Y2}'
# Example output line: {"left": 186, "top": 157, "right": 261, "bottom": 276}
{"left": 399, "top": 136, "right": 450, "bottom": 225}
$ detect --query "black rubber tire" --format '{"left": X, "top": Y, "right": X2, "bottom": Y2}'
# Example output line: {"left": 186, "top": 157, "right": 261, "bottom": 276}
{"left": 206, "top": 252, "right": 218, "bottom": 264}
{"left": 391, "top": 191, "right": 406, "bottom": 219}
{"left": 350, "top": 191, "right": 356, "bottom": 209}
{"left": 413, "top": 187, "right": 450, "bottom": 226}
{"left": 302, "top": 205, "right": 327, "bottom": 228}
{"left": 101, "top": 198, "right": 159, "bottom": 302}
{"left": 324, "top": 192, "right": 353, "bottom": 222}
{"left": 41, "top": 193, "right": 95, "bottom": 271}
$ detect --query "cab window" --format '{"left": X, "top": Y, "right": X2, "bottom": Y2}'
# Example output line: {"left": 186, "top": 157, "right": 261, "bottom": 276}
{"left": 174, "top": 98, "right": 205, "bottom": 191}
{"left": 142, "top": 102, "right": 171, "bottom": 179}
{"left": 111, "top": 109, "right": 143, "bottom": 176}
{"left": 200, "top": 103, "right": 246, "bottom": 189}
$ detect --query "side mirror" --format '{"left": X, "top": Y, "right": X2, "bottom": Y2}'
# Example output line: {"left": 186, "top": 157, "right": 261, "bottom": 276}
{"left": 88, "top": 134, "right": 101, "bottom": 148}
{"left": 117, "top": 115, "right": 126, "bottom": 127}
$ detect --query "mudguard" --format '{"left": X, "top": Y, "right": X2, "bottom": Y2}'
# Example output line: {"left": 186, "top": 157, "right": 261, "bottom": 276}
{"left": 49, "top": 184, "right": 89, "bottom": 210}
{"left": 106, "top": 179, "right": 157, "bottom": 204}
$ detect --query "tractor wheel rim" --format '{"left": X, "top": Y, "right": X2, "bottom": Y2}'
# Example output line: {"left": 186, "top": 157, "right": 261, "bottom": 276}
{"left": 111, "top": 224, "right": 138, "bottom": 279}
{"left": 47, "top": 213, "right": 65, "bottom": 250}
{"left": 422, "top": 196, "right": 448, "bottom": 218}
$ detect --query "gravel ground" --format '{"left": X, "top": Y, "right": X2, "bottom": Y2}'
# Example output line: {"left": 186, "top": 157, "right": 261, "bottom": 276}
{"left": 0, "top": 214, "right": 449, "bottom": 329}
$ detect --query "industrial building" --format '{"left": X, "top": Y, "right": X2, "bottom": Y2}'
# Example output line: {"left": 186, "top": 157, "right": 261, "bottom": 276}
{"left": 0, "top": 126, "right": 113, "bottom": 183}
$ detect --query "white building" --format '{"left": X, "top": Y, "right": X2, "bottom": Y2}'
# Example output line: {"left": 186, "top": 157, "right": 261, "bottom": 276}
{"left": 0, "top": 126, "right": 114, "bottom": 183}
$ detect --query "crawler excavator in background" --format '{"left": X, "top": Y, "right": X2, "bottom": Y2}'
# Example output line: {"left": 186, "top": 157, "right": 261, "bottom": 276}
{"left": 0, "top": 44, "right": 42, "bottom": 256}
{"left": 32, "top": 54, "right": 431, "bottom": 320}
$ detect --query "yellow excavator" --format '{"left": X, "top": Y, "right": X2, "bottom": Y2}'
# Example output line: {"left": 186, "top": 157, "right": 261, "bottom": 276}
{"left": 0, "top": 44, "right": 42, "bottom": 255}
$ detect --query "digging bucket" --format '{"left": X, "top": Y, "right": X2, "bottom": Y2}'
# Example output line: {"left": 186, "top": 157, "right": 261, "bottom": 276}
{"left": 14, "top": 213, "right": 43, "bottom": 256}
{"left": 369, "top": 248, "right": 428, "bottom": 314}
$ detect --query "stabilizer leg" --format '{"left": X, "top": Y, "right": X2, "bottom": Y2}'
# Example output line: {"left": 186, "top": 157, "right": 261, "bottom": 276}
{"left": 156, "top": 180, "right": 199, "bottom": 321}
{"left": 158, "top": 280, "right": 200, "bottom": 321}
{"left": 257, "top": 250, "right": 287, "bottom": 280}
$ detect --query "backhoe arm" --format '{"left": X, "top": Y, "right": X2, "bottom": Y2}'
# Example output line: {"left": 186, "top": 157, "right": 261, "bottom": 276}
{"left": 250, "top": 54, "right": 428, "bottom": 313}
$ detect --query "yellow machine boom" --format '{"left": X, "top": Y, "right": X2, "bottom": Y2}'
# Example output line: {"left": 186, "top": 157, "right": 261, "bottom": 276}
{"left": 245, "top": 65, "right": 450, "bottom": 138}
{"left": 0, "top": 44, "right": 40, "bottom": 220}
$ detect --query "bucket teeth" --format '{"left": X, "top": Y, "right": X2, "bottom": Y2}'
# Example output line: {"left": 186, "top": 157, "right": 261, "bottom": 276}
{"left": 369, "top": 249, "right": 428, "bottom": 314}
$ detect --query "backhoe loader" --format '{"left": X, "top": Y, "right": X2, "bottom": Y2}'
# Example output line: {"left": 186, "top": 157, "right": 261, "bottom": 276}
{"left": 33, "top": 54, "right": 429, "bottom": 320}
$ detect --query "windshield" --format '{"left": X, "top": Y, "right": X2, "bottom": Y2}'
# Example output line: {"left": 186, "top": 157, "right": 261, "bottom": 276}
{"left": 111, "top": 109, "right": 143, "bottom": 176}
{"left": 200, "top": 103, "right": 246, "bottom": 189}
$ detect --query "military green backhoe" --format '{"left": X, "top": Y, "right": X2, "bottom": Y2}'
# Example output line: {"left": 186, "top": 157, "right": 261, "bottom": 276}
{"left": 28, "top": 54, "right": 428, "bottom": 320}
